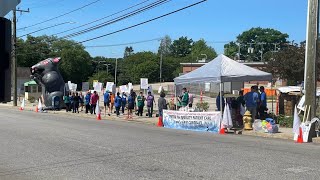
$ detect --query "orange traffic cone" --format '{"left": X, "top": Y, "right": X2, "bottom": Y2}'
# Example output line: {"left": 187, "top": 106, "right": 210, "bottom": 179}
{"left": 35, "top": 106, "right": 39, "bottom": 112}
{"left": 96, "top": 113, "right": 101, "bottom": 120}
{"left": 157, "top": 116, "right": 163, "bottom": 127}
{"left": 96, "top": 103, "right": 101, "bottom": 120}
{"left": 297, "top": 127, "right": 303, "bottom": 143}
{"left": 219, "top": 125, "right": 226, "bottom": 135}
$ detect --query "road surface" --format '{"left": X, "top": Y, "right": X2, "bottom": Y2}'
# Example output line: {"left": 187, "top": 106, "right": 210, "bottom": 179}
{"left": 0, "top": 107, "right": 319, "bottom": 180}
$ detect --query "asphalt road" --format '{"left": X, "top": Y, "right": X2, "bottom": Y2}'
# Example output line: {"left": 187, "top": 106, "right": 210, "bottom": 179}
{"left": 0, "top": 108, "right": 320, "bottom": 180}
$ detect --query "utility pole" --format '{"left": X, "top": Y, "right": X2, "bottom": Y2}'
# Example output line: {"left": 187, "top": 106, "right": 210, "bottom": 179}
{"left": 11, "top": 8, "right": 29, "bottom": 106}
{"left": 114, "top": 58, "right": 117, "bottom": 85}
{"left": 304, "top": 0, "right": 318, "bottom": 123}
{"left": 257, "top": 42, "right": 267, "bottom": 62}
{"left": 160, "top": 46, "right": 163, "bottom": 84}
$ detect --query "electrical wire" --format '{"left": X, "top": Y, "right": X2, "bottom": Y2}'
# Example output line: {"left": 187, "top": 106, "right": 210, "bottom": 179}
{"left": 85, "top": 38, "right": 162, "bottom": 48}
{"left": 78, "top": 0, "right": 207, "bottom": 44}
{"left": 50, "top": 0, "right": 152, "bottom": 36}
{"left": 17, "top": 0, "right": 102, "bottom": 30}
{"left": 62, "top": 0, "right": 170, "bottom": 39}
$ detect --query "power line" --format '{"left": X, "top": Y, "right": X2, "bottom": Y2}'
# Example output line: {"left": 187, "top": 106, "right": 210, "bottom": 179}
{"left": 17, "top": 0, "right": 102, "bottom": 30}
{"left": 18, "top": 21, "right": 75, "bottom": 38}
{"left": 85, "top": 38, "right": 162, "bottom": 48}
{"left": 51, "top": 0, "right": 151, "bottom": 36}
{"left": 78, "top": 0, "right": 207, "bottom": 44}
{"left": 62, "top": 0, "right": 171, "bottom": 39}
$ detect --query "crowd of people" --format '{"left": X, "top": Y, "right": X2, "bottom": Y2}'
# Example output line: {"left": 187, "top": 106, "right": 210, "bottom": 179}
{"left": 216, "top": 85, "right": 268, "bottom": 126}
{"left": 62, "top": 89, "right": 169, "bottom": 119}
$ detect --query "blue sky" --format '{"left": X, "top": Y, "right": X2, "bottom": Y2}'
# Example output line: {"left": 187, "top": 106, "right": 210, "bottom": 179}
{"left": 9, "top": 0, "right": 308, "bottom": 58}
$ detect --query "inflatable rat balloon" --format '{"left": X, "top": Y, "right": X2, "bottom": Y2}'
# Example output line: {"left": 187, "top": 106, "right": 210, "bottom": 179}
{"left": 30, "top": 57, "right": 66, "bottom": 109}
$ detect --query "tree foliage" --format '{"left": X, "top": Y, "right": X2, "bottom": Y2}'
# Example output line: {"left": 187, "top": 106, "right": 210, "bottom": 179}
{"left": 191, "top": 39, "right": 217, "bottom": 60}
{"left": 170, "top": 36, "right": 193, "bottom": 57}
{"left": 224, "top": 27, "right": 289, "bottom": 61}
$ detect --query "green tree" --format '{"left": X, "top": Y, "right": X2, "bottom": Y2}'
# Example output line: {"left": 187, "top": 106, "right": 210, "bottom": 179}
{"left": 124, "top": 46, "right": 134, "bottom": 58}
{"left": 191, "top": 39, "right": 217, "bottom": 60}
{"left": 88, "top": 71, "right": 114, "bottom": 88}
{"left": 224, "top": 27, "right": 289, "bottom": 61}
{"left": 266, "top": 44, "right": 304, "bottom": 85}
{"left": 170, "top": 36, "right": 193, "bottom": 57}
{"left": 59, "top": 48, "right": 93, "bottom": 85}
{"left": 158, "top": 35, "right": 172, "bottom": 56}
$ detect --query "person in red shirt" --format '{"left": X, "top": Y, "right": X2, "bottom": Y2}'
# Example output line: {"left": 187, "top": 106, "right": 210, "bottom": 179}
{"left": 90, "top": 91, "right": 99, "bottom": 114}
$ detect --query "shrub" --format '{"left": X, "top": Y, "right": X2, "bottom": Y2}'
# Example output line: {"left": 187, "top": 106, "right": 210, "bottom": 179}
{"left": 196, "top": 102, "right": 209, "bottom": 112}
{"left": 277, "top": 115, "right": 293, "bottom": 128}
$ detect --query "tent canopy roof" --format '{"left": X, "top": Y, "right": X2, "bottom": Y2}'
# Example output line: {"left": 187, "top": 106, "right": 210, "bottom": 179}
{"left": 174, "top": 54, "right": 272, "bottom": 85}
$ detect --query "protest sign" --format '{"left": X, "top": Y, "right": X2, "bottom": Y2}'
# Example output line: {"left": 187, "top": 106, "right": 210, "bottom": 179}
{"left": 106, "top": 82, "right": 114, "bottom": 92}
{"left": 94, "top": 82, "right": 103, "bottom": 92}
{"left": 140, "top": 78, "right": 148, "bottom": 89}
{"left": 82, "top": 82, "right": 89, "bottom": 91}
{"left": 120, "top": 85, "right": 128, "bottom": 93}
{"left": 128, "top": 83, "right": 133, "bottom": 91}
{"left": 148, "top": 85, "right": 153, "bottom": 95}
{"left": 162, "top": 110, "right": 221, "bottom": 133}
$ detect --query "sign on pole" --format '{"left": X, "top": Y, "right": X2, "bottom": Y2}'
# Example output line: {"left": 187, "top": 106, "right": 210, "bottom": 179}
{"left": 0, "top": 0, "right": 21, "bottom": 17}
{"left": 140, "top": 78, "right": 148, "bottom": 89}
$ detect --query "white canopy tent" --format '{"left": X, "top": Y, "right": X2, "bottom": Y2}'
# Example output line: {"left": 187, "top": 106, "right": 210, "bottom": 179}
{"left": 173, "top": 54, "right": 273, "bottom": 125}
{"left": 174, "top": 54, "right": 272, "bottom": 85}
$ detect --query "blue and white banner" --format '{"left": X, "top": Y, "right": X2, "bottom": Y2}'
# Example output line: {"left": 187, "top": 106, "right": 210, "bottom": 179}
{"left": 163, "top": 110, "right": 221, "bottom": 133}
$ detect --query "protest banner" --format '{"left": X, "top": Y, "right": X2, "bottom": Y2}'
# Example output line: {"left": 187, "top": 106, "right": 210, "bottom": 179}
{"left": 148, "top": 85, "right": 153, "bottom": 95}
{"left": 162, "top": 110, "right": 221, "bottom": 133}
{"left": 128, "top": 83, "right": 133, "bottom": 91}
{"left": 140, "top": 78, "right": 148, "bottom": 89}
{"left": 120, "top": 85, "right": 128, "bottom": 93}
{"left": 82, "top": 82, "right": 89, "bottom": 91}
{"left": 106, "top": 82, "right": 114, "bottom": 92}
{"left": 94, "top": 82, "right": 103, "bottom": 92}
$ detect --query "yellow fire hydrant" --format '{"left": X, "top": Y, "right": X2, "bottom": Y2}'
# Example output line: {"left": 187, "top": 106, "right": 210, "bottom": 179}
{"left": 243, "top": 111, "right": 253, "bottom": 130}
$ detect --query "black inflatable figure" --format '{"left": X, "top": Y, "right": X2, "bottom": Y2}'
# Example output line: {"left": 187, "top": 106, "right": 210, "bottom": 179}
{"left": 30, "top": 57, "right": 66, "bottom": 109}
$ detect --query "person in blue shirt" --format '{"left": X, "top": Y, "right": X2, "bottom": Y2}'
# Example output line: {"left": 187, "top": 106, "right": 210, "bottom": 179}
{"left": 127, "top": 93, "right": 135, "bottom": 119}
{"left": 84, "top": 91, "right": 91, "bottom": 114}
{"left": 121, "top": 92, "right": 127, "bottom": 115}
{"left": 244, "top": 86, "right": 259, "bottom": 121}
{"left": 216, "top": 92, "right": 225, "bottom": 111}
{"left": 103, "top": 90, "right": 110, "bottom": 116}
{"left": 114, "top": 92, "right": 122, "bottom": 117}
{"left": 258, "top": 86, "right": 268, "bottom": 119}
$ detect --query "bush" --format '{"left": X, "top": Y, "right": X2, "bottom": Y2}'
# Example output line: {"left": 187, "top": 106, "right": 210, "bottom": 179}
{"left": 277, "top": 115, "right": 293, "bottom": 128}
{"left": 196, "top": 102, "right": 209, "bottom": 112}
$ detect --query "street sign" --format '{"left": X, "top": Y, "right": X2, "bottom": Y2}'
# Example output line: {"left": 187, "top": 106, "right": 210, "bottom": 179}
{"left": 0, "top": 0, "right": 21, "bottom": 17}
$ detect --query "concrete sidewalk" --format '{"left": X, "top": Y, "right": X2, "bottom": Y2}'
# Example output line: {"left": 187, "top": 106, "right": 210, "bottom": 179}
{"left": 0, "top": 102, "right": 306, "bottom": 143}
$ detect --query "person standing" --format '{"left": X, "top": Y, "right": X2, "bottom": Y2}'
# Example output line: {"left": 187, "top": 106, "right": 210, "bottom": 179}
{"left": 130, "top": 89, "right": 137, "bottom": 111}
{"left": 103, "top": 90, "right": 110, "bottom": 116}
{"left": 73, "top": 92, "right": 80, "bottom": 113}
{"left": 90, "top": 91, "right": 99, "bottom": 114}
{"left": 216, "top": 92, "right": 225, "bottom": 111}
{"left": 84, "top": 91, "right": 91, "bottom": 114}
{"left": 259, "top": 86, "right": 268, "bottom": 119}
{"left": 121, "top": 92, "right": 127, "bottom": 115}
{"left": 244, "top": 86, "right": 259, "bottom": 121}
{"left": 70, "top": 92, "right": 74, "bottom": 113}
{"left": 127, "top": 93, "right": 135, "bottom": 119}
{"left": 114, "top": 92, "right": 122, "bottom": 117}
{"left": 158, "top": 92, "right": 167, "bottom": 118}
{"left": 137, "top": 91, "right": 145, "bottom": 116}
{"left": 79, "top": 92, "right": 84, "bottom": 112}
{"left": 63, "top": 93, "right": 71, "bottom": 112}
{"left": 146, "top": 91, "right": 155, "bottom": 117}
{"left": 109, "top": 92, "right": 115, "bottom": 115}
{"left": 181, "top": 88, "right": 189, "bottom": 107}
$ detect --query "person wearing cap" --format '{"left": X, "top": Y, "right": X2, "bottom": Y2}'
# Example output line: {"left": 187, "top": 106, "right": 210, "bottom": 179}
{"left": 146, "top": 91, "right": 155, "bottom": 117}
